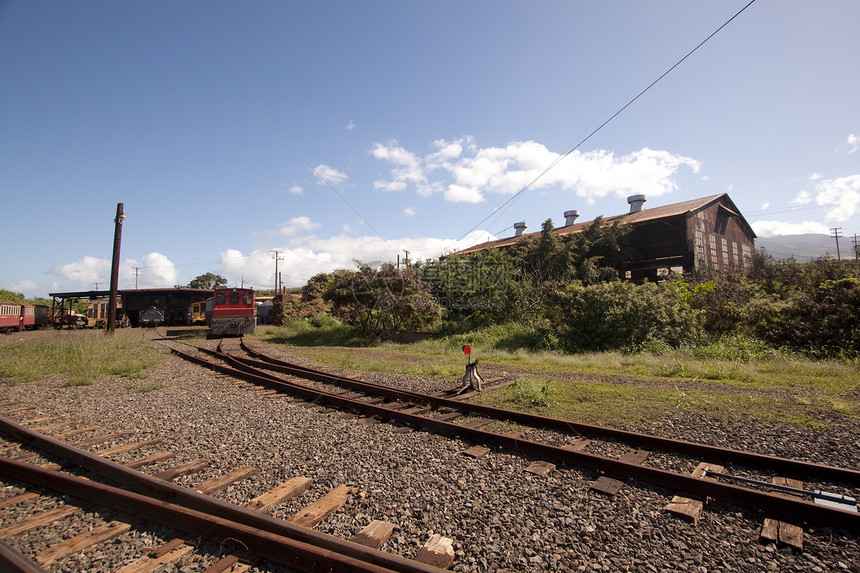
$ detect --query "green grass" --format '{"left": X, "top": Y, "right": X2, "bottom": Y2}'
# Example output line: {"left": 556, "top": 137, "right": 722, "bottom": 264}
{"left": 249, "top": 322, "right": 860, "bottom": 428}
{"left": 0, "top": 331, "right": 162, "bottom": 387}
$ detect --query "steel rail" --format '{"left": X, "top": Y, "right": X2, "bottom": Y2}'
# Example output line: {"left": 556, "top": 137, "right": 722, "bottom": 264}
{"left": 236, "top": 340, "right": 860, "bottom": 486}
{"left": 166, "top": 346, "right": 860, "bottom": 532}
{"left": 0, "top": 458, "right": 411, "bottom": 573}
{"left": 0, "top": 417, "right": 448, "bottom": 573}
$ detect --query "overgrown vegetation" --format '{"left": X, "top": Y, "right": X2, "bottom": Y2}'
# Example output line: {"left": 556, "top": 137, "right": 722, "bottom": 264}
{"left": 269, "top": 220, "right": 860, "bottom": 360}
{"left": 252, "top": 222, "right": 859, "bottom": 428}
{"left": 0, "top": 331, "right": 162, "bottom": 386}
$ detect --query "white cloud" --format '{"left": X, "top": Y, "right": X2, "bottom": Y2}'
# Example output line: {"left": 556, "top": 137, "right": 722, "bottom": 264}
{"left": 791, "top": 191, "right": 812, "bottom": 205}
{"left": 846, "top": 134, "right": 858, "bottom": 153}
{"left": 217, "top": 230, "right": 494, "bottom": 289}
{"left": 760, "top": 202, "right": 770, "bottom": 210}
{"left": 752, "top": 220, "right": 830, "bottom": 237}
{"left": 346, "top": 120, "right": 356, "bottom": 132}
{"left": 815, "top": 174, "right": 860, "bottom": 222}
{"left": 371, "top": 138, "right": 701, "bottom": 204}
{"left": 370, "top": 142, "right": 427, "bottom": 192}
{"left": 51, "top": 256, "right": 110, "bottom": 284}
{"left": 809, "top": 173, "right": 822, "bottom": 181}
{"left": 123, "top": 253, "right": 178, "bottom": 289}
{"left": 404, "top": 207, "right": 416, "bottom": 216}
{"left": 277, "top": 216, "right": 320, "bottom": 236}
{"left": 444, "top": 184, "right": 485, "bottom": 204}
{"left": 314, "top": 164, "right": 348, "bottom": 186}
{"left": 283, "top": 181, "right": 303, "bottom": 195}
{"left": 0, "top": 279, "right": 55, "bottom": 300}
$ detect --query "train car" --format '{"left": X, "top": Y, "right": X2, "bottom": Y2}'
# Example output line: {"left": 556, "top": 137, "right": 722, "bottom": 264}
{"left": 189, "top": 300, "right": 208, "bottom": 325}
{"left": 0, "top": 302, "right": 23, "bottom": 333}
{"left": 86, "top": 299, "right": 125, "bottom": 329}
{"left": 0, "top": 302, "right": 51, "bottom": 333}
{"left": 139, "top": 306, "right": 165, "bottom": 327}
{"left": 21, "top": 304, "right": 50, "bottom": 329}
{"left": 210, "top": 288, "right": 255, "bottom": 336}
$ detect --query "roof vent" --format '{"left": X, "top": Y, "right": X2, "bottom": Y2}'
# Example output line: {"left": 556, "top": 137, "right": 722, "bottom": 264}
{"left": 513, "top": 221, "right": 527, "bottom": 237}
{"left": 563, "top": 210, "right": 579, "bottom": 226}
{"left": 627, "top": 194, "right": 646, "bottom": 213}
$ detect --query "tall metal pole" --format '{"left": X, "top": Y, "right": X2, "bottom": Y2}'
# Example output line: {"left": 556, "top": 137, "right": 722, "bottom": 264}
{"left": 107, "top": 203, "right": 125, "bottom": 335}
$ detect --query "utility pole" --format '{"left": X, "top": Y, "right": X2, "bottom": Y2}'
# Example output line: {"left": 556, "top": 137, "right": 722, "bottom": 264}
{"left": 94, "top": 282, "right": 103, "bottom": 291}
{"left": 270, "top": 250, "right": 284, "bottom": 292}
{"left": 402, "top": 250, "right": 410, "bottom": 267}
{"left": 831, "top": 227, "right": 842, "bottom": 261}
{"left": 133, "top": 267, "right": 142, "bottom": 289}
{"left": 107, "top": 203, "right": 125, "bottom": 335}
{"left": 853, "top": 234, "right": 859, "bottom": 261}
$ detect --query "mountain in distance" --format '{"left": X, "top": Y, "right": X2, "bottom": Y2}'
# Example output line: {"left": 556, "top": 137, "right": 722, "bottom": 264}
{"left": 755, "top": 234, "right": 857, "bottom": 261}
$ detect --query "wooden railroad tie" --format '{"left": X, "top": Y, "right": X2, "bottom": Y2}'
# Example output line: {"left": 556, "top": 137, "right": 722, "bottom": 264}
{"left": 194, "top": 466, "right": 258, "bottom": 495}
{"left": 462, "top": 445, "right": 491, "bottom": 458}
{"left": 54, "top": 425, "right": 102, "bottom": 439}
{"left": 72, "top": 430, "right": 135, "bottom": 448}
{"left": 663, "top": 461, "right": 724, "bottom": 523}
{"left": 0, "top": 503, "right": 83, "bottom": 538}
{"left": 589, "top": 449, "right": 650, "bottom": 496}
{"left": 116, "top": 538, "right": 194, "bottom": 573}
{"left": 0, "top": 406, "right": 37, "bottom": 416}
{"left": 287, "top": 484, "right": 354, "bottom": 528}
{"left": 525, "top": 460, "right": 556, "bottom": 477}
{"left": 416, "top": 533, "right": 455, "bottom": 569}
{"left": 35, "top": 520, "right": 132, "bottom": 567}
{"left": 125, "top": 451, "right": 176, "bottom": 470}
{"left": 759, "top": 476, "right": 804, "bottom": 551}
{"left": 32, "top": 420, "right": 79, "bottom": 432}
{"left": 244, "top": 476, "right": 313, "bottom": 513}
{"left": 99, "top": 438, "right": 164, "bottom": 458}
{"left": 153, "top": 458, "right": 211, "bottom": 481}
{"left": 351, "top": 519, "right": 396, "bottom": 549}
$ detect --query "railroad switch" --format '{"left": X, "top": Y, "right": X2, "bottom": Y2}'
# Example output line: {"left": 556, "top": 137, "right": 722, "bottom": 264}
{"left": 461, "top": 359, "right": 484, "bottom": 392}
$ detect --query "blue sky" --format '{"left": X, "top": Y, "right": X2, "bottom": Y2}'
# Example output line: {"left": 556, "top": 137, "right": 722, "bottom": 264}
{"left": 2, "top": 1, "right": 858, "bottom": 298}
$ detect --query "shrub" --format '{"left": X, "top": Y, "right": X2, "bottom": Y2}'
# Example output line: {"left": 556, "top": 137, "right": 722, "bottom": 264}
{"left": 545, "top": 280, "right": 701, "bottom": 352}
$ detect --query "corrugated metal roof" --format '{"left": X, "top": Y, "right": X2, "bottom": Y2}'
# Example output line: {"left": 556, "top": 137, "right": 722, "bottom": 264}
{"left": 455, "top": 193, "right": 751, "bottom": 255}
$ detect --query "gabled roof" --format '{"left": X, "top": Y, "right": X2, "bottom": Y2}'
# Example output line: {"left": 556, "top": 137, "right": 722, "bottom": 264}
{"left": 455, "top": 193, "right": 755, "bottom": 255}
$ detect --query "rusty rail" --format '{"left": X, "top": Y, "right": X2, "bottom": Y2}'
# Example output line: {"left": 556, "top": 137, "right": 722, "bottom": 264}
{"left": 0, "top": 416, "right": 449, "bottom": 573}
{"left": 236, "top": 340, "right": 860, "bottom": 486}
{"left": 164, "top": 344, "right": 860, "bottom": 532}
{"left": 0, "top": 458, "right": 416, "bottom": 573}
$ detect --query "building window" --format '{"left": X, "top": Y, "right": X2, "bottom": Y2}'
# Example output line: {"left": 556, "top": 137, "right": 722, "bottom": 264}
{"left": 742, "top": 244, "right": 752, "bottom": 267}
{"left": 732, "top": 242, "right": 741, "bottom": 268}
{"left": 721, "top": 238, "right": 730, "bottom": 267}
{"left": 709, "top": 234, "right": 719, "bottom": 268}
{"left": 695, "top": 230, "right": 706, "bottom": 268}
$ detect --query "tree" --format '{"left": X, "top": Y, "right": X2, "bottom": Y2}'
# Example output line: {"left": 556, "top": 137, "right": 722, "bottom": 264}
{"left": 188, "top": 273, "right": 228, "bottom": 290}
{"left": 323, "top": 263, "right": 443, "bottom": 334}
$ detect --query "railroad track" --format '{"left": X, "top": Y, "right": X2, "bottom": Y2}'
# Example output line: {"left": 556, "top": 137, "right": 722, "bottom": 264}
{"left": 155, "top": 333, "right": 860, "bottom": 540}
{"left": 0, "top": 405, "right": 455, "bottom": 572}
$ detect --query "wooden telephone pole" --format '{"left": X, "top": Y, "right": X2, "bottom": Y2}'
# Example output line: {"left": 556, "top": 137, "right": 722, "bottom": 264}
{"left": 107, "top": 203, "right": 125, "bottom": 335}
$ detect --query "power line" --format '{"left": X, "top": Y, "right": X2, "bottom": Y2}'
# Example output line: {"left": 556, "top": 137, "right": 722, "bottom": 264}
{"left": 457, "top": 0, "right": 759, "bottom": 241}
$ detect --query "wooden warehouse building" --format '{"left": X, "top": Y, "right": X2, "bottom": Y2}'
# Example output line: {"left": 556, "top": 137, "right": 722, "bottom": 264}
{"left": 455, "top": 193, "right": 756, "bottom": 281}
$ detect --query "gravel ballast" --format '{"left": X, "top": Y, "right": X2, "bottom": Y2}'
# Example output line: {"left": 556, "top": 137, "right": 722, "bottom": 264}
{"left": 1, "top": 333, "right": 858, "bottom": 572}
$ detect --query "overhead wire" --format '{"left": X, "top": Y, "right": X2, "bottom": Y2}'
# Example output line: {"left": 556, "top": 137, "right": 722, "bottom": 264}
{"left": 457, "top": 0, "right": 759, "bottom": 242}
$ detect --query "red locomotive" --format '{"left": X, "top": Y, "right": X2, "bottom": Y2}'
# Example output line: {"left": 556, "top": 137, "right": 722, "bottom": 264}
{"left": 206, "top": 288, "right": 255, "bottom": 336}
